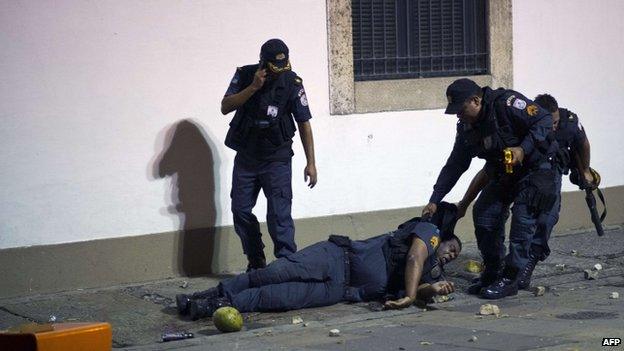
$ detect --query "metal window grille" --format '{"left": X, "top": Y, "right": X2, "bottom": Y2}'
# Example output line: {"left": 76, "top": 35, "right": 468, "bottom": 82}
{"left": 352, "top": 0, "right": 488, "bottom": 81}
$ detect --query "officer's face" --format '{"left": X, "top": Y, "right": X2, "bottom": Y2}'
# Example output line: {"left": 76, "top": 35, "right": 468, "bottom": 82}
{"left": 552, "top": 110, "right": 561, "bottom": 131}
{"left": 437, "top": 239, "right": 461, "bottom": 266}
{"left": 457, "top": 96, "right": 482, "bottom": 124}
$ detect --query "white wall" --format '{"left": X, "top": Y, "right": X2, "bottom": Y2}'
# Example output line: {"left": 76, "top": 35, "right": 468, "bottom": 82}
{"left": 1, "top": 0, "right": 622, "bottom": 249}
{"left": 513, "top": 0, "right": 624, "bottom": 192}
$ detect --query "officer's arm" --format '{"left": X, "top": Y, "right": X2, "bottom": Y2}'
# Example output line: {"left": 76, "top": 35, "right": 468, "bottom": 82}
{"left": 384, "top": 237, "right": 427, "bottom": 309}
{"left": 221, "top": 69, "right": 266, "bottom": 115}
{"left": 429, "top": 135, "right": 472, "bottom": 204}
{"left": 515, "top": 105, "right": 553, "bottom": 157}
{"left": 457, "top": 166, "right": 489, "bottom": 218}
{"left": 298, "top": 121, "right": 317, "bottom": 188}
{"left": 571, "top": 119, "right": 591, "bottom": 173}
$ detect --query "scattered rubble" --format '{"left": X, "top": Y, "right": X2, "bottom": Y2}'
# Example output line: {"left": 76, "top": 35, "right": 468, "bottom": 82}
{"left": 291, "top": 316, "right": 303, "bottom": 325}
{"left": 479, "top": 304, "right": 500, "bottom": 316}
{"left": 465, "top": 260, "right": 484, "bottom": 273}
{"left": 570, "top": 250, "right": 578, "bottom": 256}
{"left": 533, "top": 286, "right": 546, "bottom": 297}
{"left": 555, "top": 264, "right": 566, "bottom": 270}
{"left": 179, "top": 281, "right": 188, "bottom": 289}
{"left": 610, "top": 292, "right": 619, "bottom": 299}
{"left": 432, "top": 295, "right": 452, "bottom": 303}
{"left": 469, "top": 335, "right": 478, "bottom": 342}
{"left": 329, "top": 329, "right": 340, "bottom": 337}
{"left": 593, "top": 263, "right": 603, "bottom": 271}
{"left": 420, "top": 341, "right": 433, "bottom": 345}
{"left": 584, "top": 269, "right": 598, "bottom": 280}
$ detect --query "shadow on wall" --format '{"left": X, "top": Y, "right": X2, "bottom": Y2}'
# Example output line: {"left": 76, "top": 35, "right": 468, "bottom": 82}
{"left": 152, "top": 119, "right": 220, "bottom": 276}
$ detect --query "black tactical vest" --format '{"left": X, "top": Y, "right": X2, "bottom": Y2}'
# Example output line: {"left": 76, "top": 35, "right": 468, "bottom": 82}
{"left": 384, "top": 219, "right": 441, "bottom": 295}
{"left": 225, "top": 64, "right": 297, "bottom": 158}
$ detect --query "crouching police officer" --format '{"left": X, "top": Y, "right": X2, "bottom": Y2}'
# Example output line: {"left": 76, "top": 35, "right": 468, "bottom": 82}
{"left": 422, "top": 78, "right": 557, "bottom": 299}
{"left": 221, "top": 39, "right": 317, "bottom": 271}
{"left": 175, "top": 203, "right": 462, "bottom": 318}
{"left": 514, "top": 94, "right": 596, "bottom": 289}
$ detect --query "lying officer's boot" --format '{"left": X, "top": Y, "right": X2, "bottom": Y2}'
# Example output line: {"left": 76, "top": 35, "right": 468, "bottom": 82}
{"left": 480, "top": 266, "right": 519, "bottom": 299}
{"left": 517, "top": 252, "right": 540, "bottom": 290}
{"left": 189, "top": 297, "right": 232, "bottom": 321}
{"left": 467, "top": 265, "right": 501, "bottom": 295}
{"left": 246, "top": 256, "right": 267, "bottom": 273}
{"left": 176, "top": 287, "right": 220, "bottom": 315}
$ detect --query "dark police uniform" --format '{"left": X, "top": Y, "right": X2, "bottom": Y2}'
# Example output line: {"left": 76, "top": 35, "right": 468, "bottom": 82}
{"left": 224, "top": 64, "right": 312, "bottom": 262}
{"left": 430, "top": 87, "right": 556, "bottom": 276}
{"left": 532, "top": 108, "right": 587, "bottom": 259}
{"left": 217, "top": 219, "right": 445, "bottom": 312}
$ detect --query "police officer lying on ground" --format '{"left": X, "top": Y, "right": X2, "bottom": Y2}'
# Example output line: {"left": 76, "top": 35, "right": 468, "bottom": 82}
{"left": 175, "top": 203, "right": 462, "bottom": 320}
{"left": 454, "top": 93, "right": 595, "bottom": 290}
{"left": 221, "top": 39, "right": 317, "bottom": 271}
{"left": 422, "top": 78, "right": 557, "bottom": 299}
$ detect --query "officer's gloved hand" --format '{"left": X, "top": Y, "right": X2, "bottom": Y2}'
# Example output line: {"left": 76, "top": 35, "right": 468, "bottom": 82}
{"left": 422, "top": 203, "right": 437, "bottom": 218}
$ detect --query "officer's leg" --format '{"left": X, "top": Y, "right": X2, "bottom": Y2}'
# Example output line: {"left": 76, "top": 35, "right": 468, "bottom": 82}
{"left": 223, "top": 241, "right": 345, "bottom": 312}
{"left": 518, "top": 176, "right": 562, "bottom": 289}
{"left": 260, "top": 159, "right": 296, "bottom": 258}
{"left": 530, "top": 175, "right": 562, "bottom": 260}
{"left": 230, "top": 281, "right": 345, "bottom": 312}
{"left": 219, "top": 241, "right": 339, "bottom": 297}
{"left": 472, "top": 182, "right": 509, "bottom": 286}
{"left": 231, "top": 155, "right": 265, "bottom": 267}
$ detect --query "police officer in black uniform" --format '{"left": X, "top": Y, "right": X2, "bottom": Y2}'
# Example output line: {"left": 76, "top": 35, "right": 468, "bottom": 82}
{"left": 176, "top": 203, "right": 462, "bottom": 319}
{"left": 514, "top": 93, "right": 595, "bottom": 289}
{"left": 221, "top": 39, "right": 317, "bottom": 271}
{"left": 455, "top": 94, "right": 596, "bottom": 290}
{"left": 422, "top": 78, "right": 557, "bottom": 299}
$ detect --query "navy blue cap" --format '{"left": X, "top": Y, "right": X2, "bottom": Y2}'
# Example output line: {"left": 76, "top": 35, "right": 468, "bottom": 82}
{"left": 260, "top": 39, "right": 290, "bottom": 70}
{"left": 444, "top": 78, "right": 481, "bottom": 114}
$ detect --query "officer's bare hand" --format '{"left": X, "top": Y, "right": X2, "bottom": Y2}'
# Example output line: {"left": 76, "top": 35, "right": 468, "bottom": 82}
{"left": 508, "top": 146, "right": 524, "bottom": 165}
{"left": 456, "top": 200, "right": 468, "bottom": 219}
{"left": 422, "top": 202, "right": 437, "bottom": 218}
{"left": 431, "top": 281, "right": 455, "bottom": 295}
{"left": 251, "top": 69, "right": 267, "bottom": 91}
{"left": 304, "top": 164, "right": 317, "bottom": 188}
{"left": 384, "top": 296, "right": 415, "bottom": 310}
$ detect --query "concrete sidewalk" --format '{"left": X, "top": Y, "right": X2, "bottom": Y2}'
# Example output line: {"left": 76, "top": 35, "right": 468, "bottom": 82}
{"left": 1, "top": 228, "right": 623, "bottom": 350}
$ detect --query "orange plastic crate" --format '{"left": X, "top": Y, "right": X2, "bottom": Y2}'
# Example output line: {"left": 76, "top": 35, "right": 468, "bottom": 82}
{"left": 0, "top": 322, "right": 112, "bottom": 351}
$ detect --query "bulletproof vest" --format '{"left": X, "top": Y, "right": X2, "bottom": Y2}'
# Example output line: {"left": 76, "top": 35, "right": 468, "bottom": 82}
{"left": 384, "top": 219, "right": 441, "bottom": 295}
{"left": 458, "top": 88, "right": 522, "bottom": 165}
{"left": 553, "top": 108, "right": 579, "bottom": 174}
{"left": 224, "top": 64, "right": 297, "bottom": 157}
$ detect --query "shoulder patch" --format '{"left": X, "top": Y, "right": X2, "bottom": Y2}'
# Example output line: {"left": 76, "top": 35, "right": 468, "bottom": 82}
{"left": 294, "top": 76, "right": 303, "bottom": 85}
{"left": 512, "top": 98, "right": 527, "bottom": 110}
{"left": 430, "top": 236, "right": 439, "bottom": 249}
{"left": 506, "top": 95, "right": 516, "bottom": 106}
{"left": 526, "top": 104, "right": 539, "bottom": 117}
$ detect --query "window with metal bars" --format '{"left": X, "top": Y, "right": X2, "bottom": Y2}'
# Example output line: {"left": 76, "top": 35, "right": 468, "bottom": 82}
{"left": 352, "top": 0, "right": 488, "bottom": 81}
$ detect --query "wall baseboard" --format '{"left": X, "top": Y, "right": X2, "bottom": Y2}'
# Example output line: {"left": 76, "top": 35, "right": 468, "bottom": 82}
{"left": 1, "top": 186, "right": 621, "bottom": 299}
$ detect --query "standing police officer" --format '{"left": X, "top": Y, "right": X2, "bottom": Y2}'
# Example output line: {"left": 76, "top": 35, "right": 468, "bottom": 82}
{"left": 422, "top": 78, "right": 557, "bottom": 299}
{"left": 221, "top": 39, "right": 317, "bottom": 271}
{"left": 515, "top": 94, "right": 595, "bottom": 289}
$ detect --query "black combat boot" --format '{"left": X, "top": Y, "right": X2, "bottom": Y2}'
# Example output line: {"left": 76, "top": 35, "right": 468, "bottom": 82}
{"left": 176, "top": 287, "right": 220, "bottom": 315}
{"left": 189, "top": 297, "right": 232, "bottom": 321}
{"left": 517, "top": 251, "right": 540, "bottom": 290}
{"left": 467, "top": 263, "right": 502, "bottom": 295}
{"left": 246, "top": 255, "right": 267, "bottom": 273}
{"left": 480, "top": 266, "right": 519, "bottom": 299}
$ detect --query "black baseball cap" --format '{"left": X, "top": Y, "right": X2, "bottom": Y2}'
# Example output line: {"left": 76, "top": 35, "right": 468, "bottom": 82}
{"left": 260, "top": 39, "right": 290, "bottom": 71}
{"left": 444, "top": 78, "right": 481, "bottom": 114}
